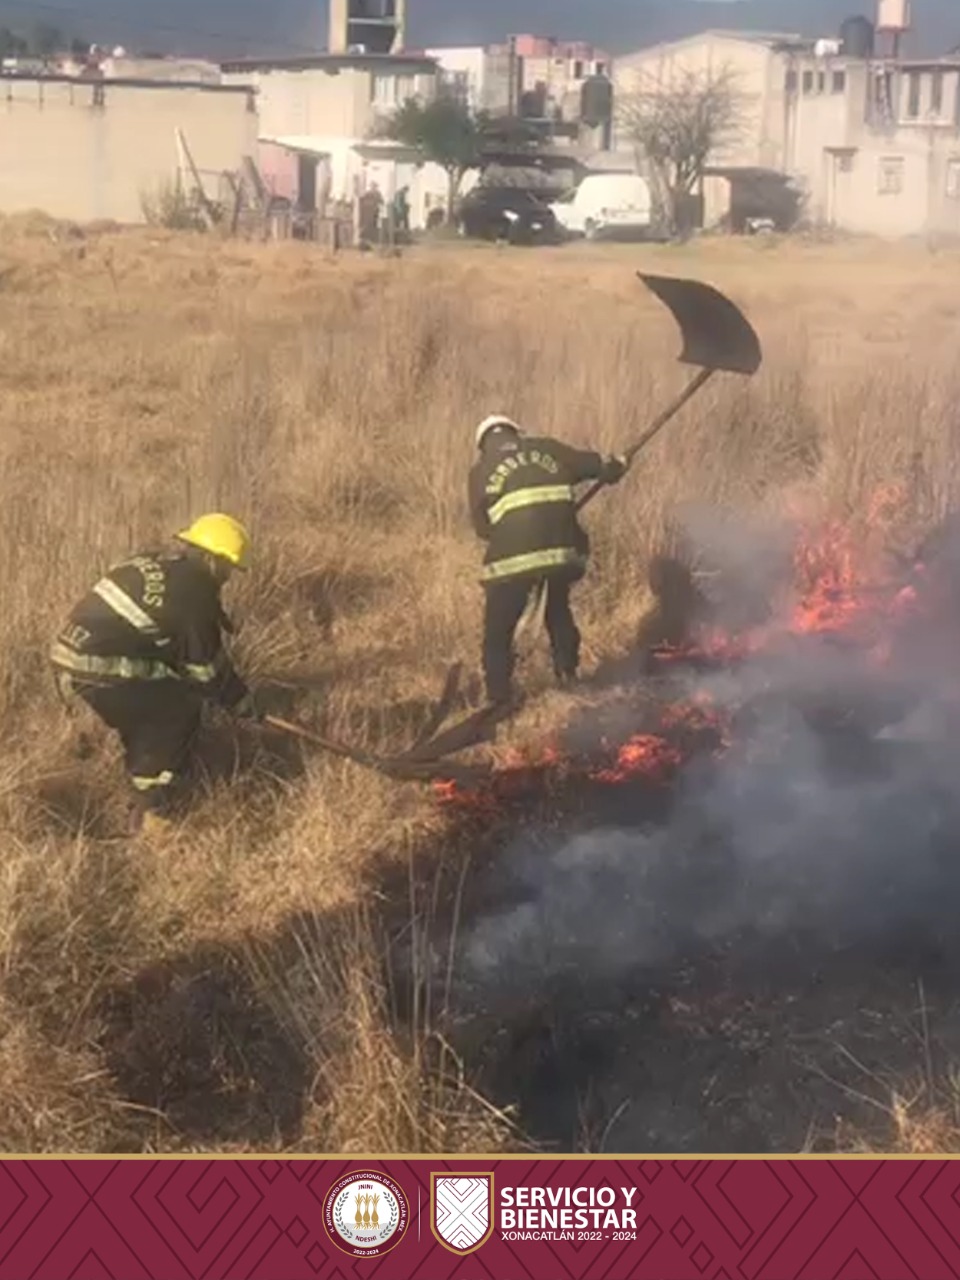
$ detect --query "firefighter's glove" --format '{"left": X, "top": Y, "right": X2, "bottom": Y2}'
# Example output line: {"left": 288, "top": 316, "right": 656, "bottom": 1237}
{"left": 600, "top": 454, "right": 629, "bottom": 485}
{"left": 232, "top": 691, "right": 263, "bottom": 723}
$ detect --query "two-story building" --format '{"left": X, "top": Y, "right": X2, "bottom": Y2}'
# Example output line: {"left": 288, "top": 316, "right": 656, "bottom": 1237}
{"left": 613, "top": 20, "right": 960, "bottom": 237}
{"left": 783, "top": 51, "right": 960, "bottom": 235}
{"left": 221, "top": 0, "right": 451, "bottom": 232}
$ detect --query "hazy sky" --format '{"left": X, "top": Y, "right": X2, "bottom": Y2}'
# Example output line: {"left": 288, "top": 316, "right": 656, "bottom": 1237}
{"left": 0, "top": 0, "right": 951, "bottom": 57}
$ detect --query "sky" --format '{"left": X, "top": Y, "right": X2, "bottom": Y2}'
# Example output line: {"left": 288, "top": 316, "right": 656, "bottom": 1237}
{"left": 0, "top": 0, "right": 953, "bottom": 58}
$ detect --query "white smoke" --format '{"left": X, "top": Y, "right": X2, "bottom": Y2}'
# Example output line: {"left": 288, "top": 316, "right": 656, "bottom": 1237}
{"left": 458, "top": 503, "right": 960, "bottom": 994}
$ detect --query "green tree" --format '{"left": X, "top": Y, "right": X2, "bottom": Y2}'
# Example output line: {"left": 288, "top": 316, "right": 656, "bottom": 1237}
{"left": 31, "top": 21, "right": 64, "bottom": 56}
{"left": 0, "top": 27, "right": 29, "bottom": 57}
{"left": 381, "top": 94, "right": 486, "bottom": 224}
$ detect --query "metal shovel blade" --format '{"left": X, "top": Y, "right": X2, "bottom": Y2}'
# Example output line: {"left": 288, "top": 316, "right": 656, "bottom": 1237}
{"left": 637, "top": 273, "right": 762, "bottom": 376}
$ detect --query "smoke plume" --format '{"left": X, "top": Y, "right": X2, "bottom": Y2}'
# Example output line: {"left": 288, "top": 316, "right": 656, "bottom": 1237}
{"left": 458, "top": 502, "right": 960, "bottom": 998}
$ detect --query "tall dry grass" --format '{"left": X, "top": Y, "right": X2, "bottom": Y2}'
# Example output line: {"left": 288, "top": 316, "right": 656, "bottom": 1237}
{"left": 1, "top": 216, "right": 960, "bottom": 1151}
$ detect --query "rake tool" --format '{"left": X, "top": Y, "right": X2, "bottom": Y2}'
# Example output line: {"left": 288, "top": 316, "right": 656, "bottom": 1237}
{"left": 518, "top": 272, "right": 764, "bottom": 641}
{"left": 262, "top": 715, "right": 486, "bottom": 785}
{"left": 257, "top": 662, "right": 478, "bottom": 783}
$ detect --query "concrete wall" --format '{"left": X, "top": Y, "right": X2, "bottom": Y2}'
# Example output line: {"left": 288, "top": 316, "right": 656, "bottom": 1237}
{"left": 824, "top": 134, "right": 960, "bottom": 236}
{"left": 101, "top": 56, "right": 222, "bottom": 83}
{"left": 0, "top": 78, "right": 257, "bottom": 222}
{"left": 224, "top": 63, "right": 436, "bottom": 143}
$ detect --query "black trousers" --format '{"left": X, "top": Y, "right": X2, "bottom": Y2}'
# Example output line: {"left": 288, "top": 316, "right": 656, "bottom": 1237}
{"left": 76, "top": 680, "right": 202, "bottom": 814}
{"left": 482, "top": 573, "right": 581, "bottom": 703}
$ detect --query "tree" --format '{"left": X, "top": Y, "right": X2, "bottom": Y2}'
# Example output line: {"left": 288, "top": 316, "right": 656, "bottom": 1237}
{"left": 31, "top": 21, "right": 64, "bottom": 56}
{"left": 617, "top": 66, "right": 745, "bottom": 236}
{"left": 381, "top": 94, "right": 486, "bottom": 224}
{"left": 0, "top": 27, "right": 29, "bottom": 57}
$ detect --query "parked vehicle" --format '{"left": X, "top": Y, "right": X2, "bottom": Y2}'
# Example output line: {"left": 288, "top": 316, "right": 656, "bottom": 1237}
{"left": 550, "top": 173, "right": 653, "bottom": 241}
{"left": 456, "top": 187, "right": 560, "bottom": 245}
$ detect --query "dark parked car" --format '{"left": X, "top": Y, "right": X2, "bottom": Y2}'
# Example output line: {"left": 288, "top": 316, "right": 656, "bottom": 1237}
{"left": 456, "top": 187, "right": 560, "bottom": 245}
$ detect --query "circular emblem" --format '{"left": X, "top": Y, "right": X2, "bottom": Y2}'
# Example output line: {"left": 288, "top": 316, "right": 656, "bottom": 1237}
{"left": 323, "top": 1169, "right": 409, "bottom": 1257}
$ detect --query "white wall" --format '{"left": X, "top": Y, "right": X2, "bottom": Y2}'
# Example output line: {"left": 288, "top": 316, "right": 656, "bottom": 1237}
{"left": 425, "top": 46, "right": 487, "bottom": 109}
{"left": 0, "top": 78, "right": 256, "bottom": 222}
{"left": 223, "top": 63, "right": 437, "bottom": 143}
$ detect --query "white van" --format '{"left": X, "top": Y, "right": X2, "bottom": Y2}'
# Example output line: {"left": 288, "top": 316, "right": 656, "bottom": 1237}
{"left": 550, "top": 173, "right": 653, "bottom": 240}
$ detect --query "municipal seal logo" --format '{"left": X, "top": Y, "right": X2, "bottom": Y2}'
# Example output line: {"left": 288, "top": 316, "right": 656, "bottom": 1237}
{"left": 322, "top": 1169, "right": 409, "bottom": 1258}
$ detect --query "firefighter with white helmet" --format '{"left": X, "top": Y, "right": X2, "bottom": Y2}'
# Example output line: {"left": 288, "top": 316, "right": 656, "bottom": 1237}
{"left": 469, "top": 416, "right": 627, "bottom": 705}
{"left": 50, "top": 513, "right": 260, "bottom": 838}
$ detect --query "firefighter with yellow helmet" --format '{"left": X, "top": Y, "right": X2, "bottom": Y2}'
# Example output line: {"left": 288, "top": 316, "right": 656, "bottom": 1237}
{"left": 50, "top": 513, "right": 260, "bottom": 837}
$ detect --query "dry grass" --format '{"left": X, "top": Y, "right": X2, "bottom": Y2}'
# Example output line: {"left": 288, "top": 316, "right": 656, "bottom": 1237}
{"left": 2, "top": 214, "right": 960, "bottom": 1152}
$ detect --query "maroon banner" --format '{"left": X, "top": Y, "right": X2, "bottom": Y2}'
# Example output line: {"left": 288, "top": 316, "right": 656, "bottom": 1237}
{"left": 0, "top": 1158, "right": 957, "bottom": 1279}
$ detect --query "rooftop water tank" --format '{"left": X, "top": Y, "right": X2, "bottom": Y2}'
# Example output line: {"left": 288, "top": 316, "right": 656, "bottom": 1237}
{"left": 840, "top": 14, "right": 875, "bottom": 58}
{"left": 877, "top": 0, "right": 911, "bottom": 32}
{"left": 580, "top": 73, "right": 613, "bottom": 128}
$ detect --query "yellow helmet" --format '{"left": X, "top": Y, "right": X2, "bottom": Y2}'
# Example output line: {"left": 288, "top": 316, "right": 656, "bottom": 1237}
{"left": 176, "top": 513, "right": 251, "bottom": 570}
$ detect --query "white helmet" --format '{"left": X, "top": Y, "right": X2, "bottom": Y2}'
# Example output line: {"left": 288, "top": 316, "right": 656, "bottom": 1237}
{"left": 475, "top": 414, "right": 522, "bottom": 450}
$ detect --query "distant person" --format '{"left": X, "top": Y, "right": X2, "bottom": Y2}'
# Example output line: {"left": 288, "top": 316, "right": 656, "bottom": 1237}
{"left": 393, "top": 186, "right": 410, "bottom": 236}
{"left": 359, "top": 183, "right": 383, "bottom": 243}
{"left": 468, "top": 415, "right": 627, "bottom": 706}
{"left": 50, "top": 514, "right": 261, "bottom": 841}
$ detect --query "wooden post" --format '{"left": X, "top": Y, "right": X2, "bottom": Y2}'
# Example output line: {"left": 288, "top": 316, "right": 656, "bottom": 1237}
{"left": 175, "top": 127, "right": 218, "bottom": 230}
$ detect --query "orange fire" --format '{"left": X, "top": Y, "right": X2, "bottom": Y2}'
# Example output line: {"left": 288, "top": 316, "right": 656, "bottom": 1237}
{"left": 433, "top": 492, "right": 923, "bottom": 811}
{"left": 589, "top": 735, "right": 682, "bottom": 785}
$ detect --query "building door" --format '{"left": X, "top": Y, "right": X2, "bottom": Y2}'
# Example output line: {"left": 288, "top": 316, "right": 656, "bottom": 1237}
{"left": 297, "top": 154, "right": 318, "bottom": 212}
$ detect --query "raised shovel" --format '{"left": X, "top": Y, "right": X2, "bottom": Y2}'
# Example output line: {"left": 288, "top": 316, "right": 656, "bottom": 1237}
{"left": 519, "top": 272, "right": 764, "bottom": 638}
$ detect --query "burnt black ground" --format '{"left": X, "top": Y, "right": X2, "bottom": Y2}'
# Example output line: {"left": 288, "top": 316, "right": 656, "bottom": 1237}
{"left": 379, "top": 666, "right": 960, "bottom": 1155}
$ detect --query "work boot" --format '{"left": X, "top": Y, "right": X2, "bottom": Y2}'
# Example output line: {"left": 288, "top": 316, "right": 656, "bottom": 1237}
{"left": 137, "top": 810, "right": 176, "bottom": 845}
{"left": 486, "top": 688, "right": 525, "bottom": 721}
{"left": 555, "top": 669, "right": 579, "bottom": 692}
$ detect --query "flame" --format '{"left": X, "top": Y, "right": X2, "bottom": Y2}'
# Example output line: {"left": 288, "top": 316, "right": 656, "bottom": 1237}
{"left": 432, "top": 490, "right": 923, "bottom": 812}
{"left": 590, "top": 735, "right": 682, "bottom": 784}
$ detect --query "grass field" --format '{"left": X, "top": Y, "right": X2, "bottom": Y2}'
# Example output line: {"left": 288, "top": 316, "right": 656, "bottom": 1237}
{"left": 1, "top": 215, "right": 960, "bottom": 1153}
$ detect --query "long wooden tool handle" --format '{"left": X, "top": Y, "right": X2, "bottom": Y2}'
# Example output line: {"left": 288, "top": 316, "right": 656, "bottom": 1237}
{"left": 575, "top": 366, "right": 716, "bottom": 513}
{"left": 263, "top": 714, "right": 382, "bottom": 770}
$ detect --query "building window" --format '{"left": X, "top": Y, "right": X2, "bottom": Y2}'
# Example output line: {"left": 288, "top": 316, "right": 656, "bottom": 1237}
{"left": 785, "top": 68, "right": 798, "bottom": 92}
{"left": 878, "top": 155, "right": 905, "bottom": 194}
{"left": 832, "top": 69, "right": 846, "bottom": 93}
{"left": 947, "top": 157, "right": 960, "bottom": 199}
{"left": 906, "top": 70, "right": 921, "bottom": 118}
{"left": 372, "top": 72, "right": 415, "bottom": 108}
{"left": 573, "top": 59, "right": 584, "bottom": 78}
{"left": 440, "top": 68, "right": 469, "bottom": 103}
{"left": 838, "top": 152, "right": 855, "bottom": 173}
{"left": 817, "top": 70, "right": 826, "bottom": 93}
{"left": 931, "top": 70, "right": 944, "bottom": 116}
{"left": 372, "top": 73, "right": 395, "bottom": 106}
{"left": 595, "top": 61, "right": 606, "bottom": 75}
{"left": 802, "top": 70, "right": 814, "bottom": 94}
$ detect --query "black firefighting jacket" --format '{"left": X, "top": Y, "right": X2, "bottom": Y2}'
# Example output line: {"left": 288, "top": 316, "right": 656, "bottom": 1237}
{"left": 50, "top": 550, "right": 248, "bottom": 708}
{"left": 468, "top": 434, "right": 617, "bottom": 584}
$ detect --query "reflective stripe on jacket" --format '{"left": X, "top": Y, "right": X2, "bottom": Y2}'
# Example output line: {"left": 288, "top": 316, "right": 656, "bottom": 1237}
{"left": 468, "top": 434, "right": 608, "bottom": 584}
{"left": 480, "top": 547, "right": 586, "bottom": 582}
{"left": 50, "top": 550, "right": 247, "bottom": 707}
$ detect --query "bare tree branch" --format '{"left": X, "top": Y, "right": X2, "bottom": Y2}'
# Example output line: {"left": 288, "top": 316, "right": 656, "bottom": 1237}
{"left": 617, "top": 65, "right": 746, "bottom": 235}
